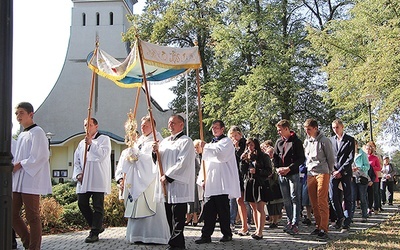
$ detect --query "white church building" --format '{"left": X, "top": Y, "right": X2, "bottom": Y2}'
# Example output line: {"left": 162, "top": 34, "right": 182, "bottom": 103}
{"left": 34, "top": 0, "right": 172, "bottom": 182}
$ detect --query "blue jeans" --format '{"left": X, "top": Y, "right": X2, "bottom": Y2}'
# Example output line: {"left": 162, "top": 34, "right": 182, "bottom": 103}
{"left": 230, "top": 198, "right": 238, "bottom": 225}
{"left": 278, "top": 173, "right": 301, "bottom": 225}
{"left": 351, "top": 180, "right": 368, "bottom": 219}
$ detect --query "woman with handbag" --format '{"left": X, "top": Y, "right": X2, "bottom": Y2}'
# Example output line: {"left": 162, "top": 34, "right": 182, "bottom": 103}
{"left": 240, "top": 138, "right": 272, "bottom": 240}
{"left": 352, "top": 140, "right": 370, "bottom": 222}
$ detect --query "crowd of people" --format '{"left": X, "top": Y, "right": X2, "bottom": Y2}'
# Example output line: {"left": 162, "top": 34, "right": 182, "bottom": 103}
{"left": 10, "top": 101, "right": 397, "bottom": 250}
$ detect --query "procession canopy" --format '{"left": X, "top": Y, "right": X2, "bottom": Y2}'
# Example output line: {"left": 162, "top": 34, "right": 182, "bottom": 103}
{"left": 87, "top": 39, "right": 202, "bottom": 88}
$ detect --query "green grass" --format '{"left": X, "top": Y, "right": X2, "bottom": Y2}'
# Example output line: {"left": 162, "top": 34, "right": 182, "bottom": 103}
{"left": 320, "top": 192, "right": 400, "bottom": 250}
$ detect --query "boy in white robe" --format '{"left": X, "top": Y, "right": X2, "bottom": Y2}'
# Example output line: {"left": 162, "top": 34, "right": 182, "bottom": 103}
{"left": 73, "top": 117, "right": 111, "bottom": 243}
{"left": 12, "top": 102, "right": 52, "bottom": 250}
{"left": 195, "top": 120, "right": 241, "bottom": 244}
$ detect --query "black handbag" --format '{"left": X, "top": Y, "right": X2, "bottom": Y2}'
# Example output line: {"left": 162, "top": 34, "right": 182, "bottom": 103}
{"left": 359, "top": 176, "right": 369, "bottom": 185}
{"left": 244, "top": 176, "right": 255, "bottom": 202}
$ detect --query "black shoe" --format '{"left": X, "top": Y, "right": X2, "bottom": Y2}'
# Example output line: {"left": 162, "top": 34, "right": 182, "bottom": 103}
{"left": 251, "top": 234, "right": 263, "bottom": 240}
{"left": 99, "top": 227, "right": 105, "bottom": 234}
{"left": 334, "top": 218, "right": 344, "bottom": 229}
{"left": 269, "top": 223, "right": 278, "bottom": 229}
{"left": 317, "top": 231, "right": 329, "bottom": 240}
{"left": 310, "top": 229, "right": 320, "bottom": 235}
{"left": 302, "top": 218, "right": 312, "bottom": 226}
{"left": 340, "top": 225, "right": 350, "bottom": 233}
{"left": 195, "top": 237, "right": 211, "bottom": 244}
{"left": 185, "top": 219, "right": 192, "bottom": 226}
{"left": 219, "top": 235, "right": 233, "bottom": 242}
{"left": 166, "top": 246, "right": 186, "bottom": 250}
{"left": 85, "top": 233, "right": 99, "bottom": 243}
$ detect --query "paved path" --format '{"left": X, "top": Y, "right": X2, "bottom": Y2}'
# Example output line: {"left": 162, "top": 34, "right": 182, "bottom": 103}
{"left": 16, "top": 204, "right": 399, "bottom": 250}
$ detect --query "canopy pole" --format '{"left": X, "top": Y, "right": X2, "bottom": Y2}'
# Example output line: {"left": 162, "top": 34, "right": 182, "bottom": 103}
{"left": 82, "top": 36, "right": 99, "bottom": 183}
{"left": 136, "top": 37, "right": 167, "bottom": 199}
{"left": 195, "top": 68, "right": 206, "bottom": 184}
{"left": 132, "top": 83, "right": 141, "bottom": 119}
{"left": 185, "top": 72, "right": 189, "bottom": 136}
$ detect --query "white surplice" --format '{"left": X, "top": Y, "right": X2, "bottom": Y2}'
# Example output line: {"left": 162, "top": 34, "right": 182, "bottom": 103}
{"left": 73, "top": 133, "right": 111, "bottom": 194}
{"left": 197, "top": 137, "right": 241, "bottom": 199}
{"left": 154, "top": 134, "right": 196, "bottom": 204}
{"left": 12, "top": 125, "right": 52, "bottom": 195}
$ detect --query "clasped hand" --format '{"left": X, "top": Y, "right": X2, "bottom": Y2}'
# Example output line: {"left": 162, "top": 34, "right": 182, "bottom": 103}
{"left": 152, "top": 141, "right": 159, "bottom": 152}
{"left": 84, "top": 136, "right": 92, "bottom": 145}
{"left": 277, "top": 167, "right": 290, "bottom": 176}
{"left": 332, "top": 170, "right": 342, "bottom": 179}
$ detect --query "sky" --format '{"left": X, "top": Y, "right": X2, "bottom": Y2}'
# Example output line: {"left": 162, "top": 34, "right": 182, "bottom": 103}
{"left": 12, "top": 0, "right": 175, "bottom": 132}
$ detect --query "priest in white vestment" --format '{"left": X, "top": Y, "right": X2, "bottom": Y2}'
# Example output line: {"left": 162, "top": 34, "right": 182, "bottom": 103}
{"left": 195, "top": 120, "right": 241, "bottom": 244}
{"left": 116, "top": 115, "right": 170, "bottom": 244}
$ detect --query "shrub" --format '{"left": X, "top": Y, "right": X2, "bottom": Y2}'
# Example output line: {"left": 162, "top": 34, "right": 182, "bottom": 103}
{"left": 39, "top": 180, "right": 127, "bottom": 233}
{"left": 61, "top": 201, "right": 86, "bottom": 229}
{"left": 103, "top": 183, "right": 126, "bottom": 227}
{"left": 50, "top": 182, "right": 78, "bottom": 205}
{"left": 40, "top": 197, "right": 63, "bottom": 233}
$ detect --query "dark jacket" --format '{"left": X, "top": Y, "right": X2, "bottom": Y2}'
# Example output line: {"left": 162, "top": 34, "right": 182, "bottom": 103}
{"left": 241, "top": 152, "right": 273, "bottom": 202}
{"left": 241, "top": 152, "right": 272, "bottom": 183}
{"left": 329, "top": 133, "right": 355, "bottom": 176}
{"left": 273, "top": 131, "right": 305, "bottom": 176}
{"left": 235, "top": 137, "right": 247, "bottom": 191}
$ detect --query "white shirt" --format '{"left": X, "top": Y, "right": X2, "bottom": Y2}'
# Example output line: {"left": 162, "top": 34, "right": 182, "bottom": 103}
{"left": 197, "top": 137, "right": 241, "bottom": 199}
{"left": 73, "top": 133, "right": 112, "bottom": 194}
{"left": 12, "top": 125, "right": 52, "bottom": 195}
{"left": 154, "top": 134, "right": 196, "bottom": 204}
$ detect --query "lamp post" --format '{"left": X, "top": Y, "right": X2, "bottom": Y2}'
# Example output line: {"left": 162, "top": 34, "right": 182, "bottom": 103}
{"left": 0, "top": 1, "right": 13, "bottom": 249}
{"left": 365, "top": 94, "right": 374, "bottom": 142}
{"left": 296, "top": 122, "right": 303, "bottom": 140}
{"left": 46, "top": 132, "right": 55, "bottom": 151}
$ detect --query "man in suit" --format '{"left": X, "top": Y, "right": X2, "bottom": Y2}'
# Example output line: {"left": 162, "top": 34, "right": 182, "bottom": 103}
{"left": 330, "top": 119, "right": 355, "bottom": 232}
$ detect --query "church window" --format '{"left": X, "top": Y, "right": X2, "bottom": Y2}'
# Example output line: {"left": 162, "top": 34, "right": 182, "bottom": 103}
{"left": 82, "top": 13, "right": 86, "bottom": 26}
{"left": 109, "top": 12, "right": 114, "bottom": 25}
{"left": 96, "top": 12, "right": 100, "bottom": 26}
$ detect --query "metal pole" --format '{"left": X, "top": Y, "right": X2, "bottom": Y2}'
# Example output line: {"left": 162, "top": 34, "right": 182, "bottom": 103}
{"left": 0, "top": 0, "right": 14, "bottom": 249}
{"left": 185, "top": 72, "right": 189, "bottom": 136}
{"left": 368, "top": 102, "right": 373, "bottom": 142}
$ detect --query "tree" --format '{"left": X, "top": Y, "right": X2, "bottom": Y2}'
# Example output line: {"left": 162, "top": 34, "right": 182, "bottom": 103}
{"left": 122, "top": 0, "right": 355, "bottom": 141}
{"left": 307, "top": 0, "right": 400, "bottom": 143}
{"left": 123, "top": 0, "right": 223, "bottom": 140}
{"left": 204, "top": 0, "right": 333, "bottom": 140}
